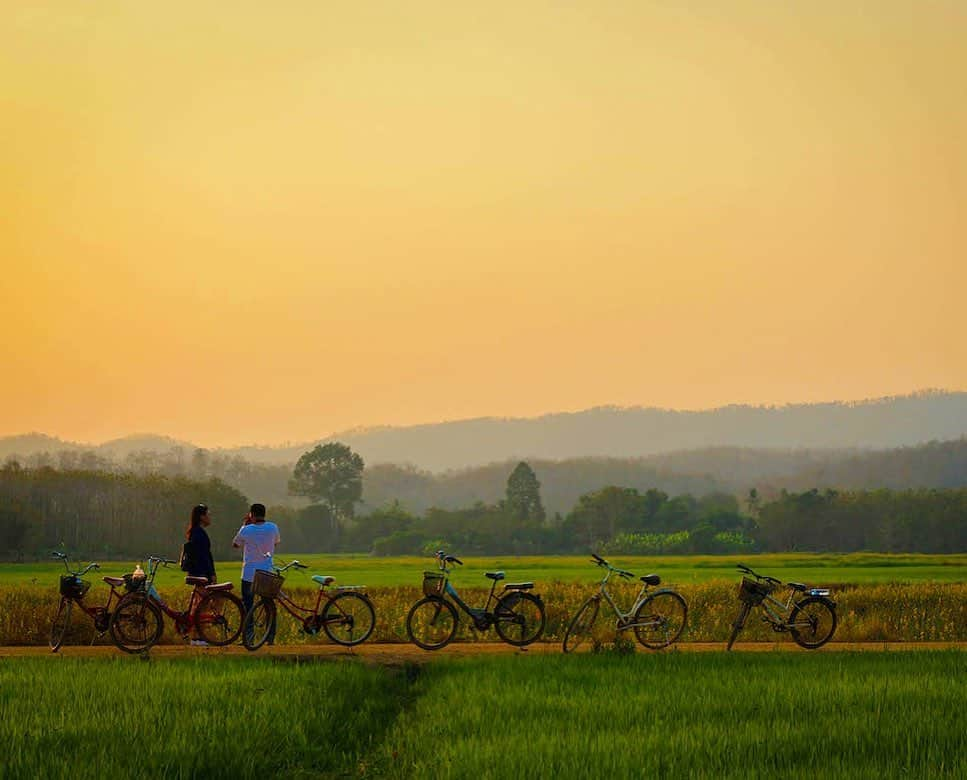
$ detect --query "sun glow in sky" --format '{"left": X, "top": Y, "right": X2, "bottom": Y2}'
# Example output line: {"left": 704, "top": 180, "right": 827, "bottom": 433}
{"left": 2, "top": 1, "right": 965, "bottom": 446}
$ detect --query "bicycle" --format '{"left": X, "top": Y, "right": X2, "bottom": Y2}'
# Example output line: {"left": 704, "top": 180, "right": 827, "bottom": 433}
{"left": 49, "top": 551, "right": 163, "bottom": 654}
{"left": 110, "top": 555, "right": 245, "bottom": 649}
{"left": 562, "top": 553, "right": 688, "bottom": 653}
{"left": 727, "top": 563, "right": 837, "bottom": 650}
{"left": 406, "top": 550, "right": 546, "bottom": 651}
{"left": 241, "top": 560, "right": 376, "bottom": 651}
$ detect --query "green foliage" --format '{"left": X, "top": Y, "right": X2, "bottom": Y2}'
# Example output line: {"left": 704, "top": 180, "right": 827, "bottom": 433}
{"left": 289, "top": 442, "right": 364, "bottom": 534}
{"left": 505, "top": 461, "right": 545, "bottom": 522}
{"left": 0, "top": 467, "right": 248, "bottom": 560}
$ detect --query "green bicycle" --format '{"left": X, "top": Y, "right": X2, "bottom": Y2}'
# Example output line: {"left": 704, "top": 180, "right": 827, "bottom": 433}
{"left": 563, "top": 553, "right": 688, "bottom": 652}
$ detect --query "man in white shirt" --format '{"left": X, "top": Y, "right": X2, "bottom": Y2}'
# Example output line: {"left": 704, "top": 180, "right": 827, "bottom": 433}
{"left": 233, "top": 503, "right": 281, "bottom": 645}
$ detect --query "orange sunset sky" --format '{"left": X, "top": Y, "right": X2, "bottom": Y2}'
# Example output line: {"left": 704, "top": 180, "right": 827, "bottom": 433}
{"left": 2, "top": 2, "right": 965, "bottom": 447}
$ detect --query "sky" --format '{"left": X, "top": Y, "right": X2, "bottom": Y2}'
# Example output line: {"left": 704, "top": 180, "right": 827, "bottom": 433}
{"left": 2, "top": 1, "right": 965, "bottom": 447}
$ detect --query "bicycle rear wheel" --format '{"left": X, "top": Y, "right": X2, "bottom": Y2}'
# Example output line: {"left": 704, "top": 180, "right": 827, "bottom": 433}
{"left": 727, "top": 603, "right": 751, "bottom": 651}
{"left": 494, "top": 591, "right": 545, "bottom": 647}
{"left": 789, "top": 597, "right": 837, "bottom": 649}
{"left": 634, "top": 591, "right": 688, "bottom": 650}
{"left": 110, "top": 594, "right": 164, "bottom": 654}
{"left": 562, "top": 597, "right": 599, "bottom": 654}
{"left": 322, "top": 592, "right": 376, "bottom": 646}
{"left": 406, "top": 597, "right": 458, "bottom": 650}
{"left": 196, "top": 591, "right": 244, "bottom": 646}
{"left": 50, "top": 598, "right": 72, "bottom": 652}
{"left": 242, "top": 598, "right": 276, "bottom": 651}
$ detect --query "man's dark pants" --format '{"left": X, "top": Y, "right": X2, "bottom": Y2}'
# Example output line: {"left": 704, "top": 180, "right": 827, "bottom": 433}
{"left": 242, "top": 579, "right": 276, "bottom": 645}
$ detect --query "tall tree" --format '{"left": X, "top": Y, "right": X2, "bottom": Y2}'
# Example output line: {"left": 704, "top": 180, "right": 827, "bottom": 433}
{"left": 505, "top": 461, "right": 546, "bottom": 522}
{"left": 289, "top": 443, "right": 365, "bottom": 528}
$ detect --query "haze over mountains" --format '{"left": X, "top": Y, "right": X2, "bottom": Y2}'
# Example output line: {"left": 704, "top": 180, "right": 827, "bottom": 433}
{"left": 3, "top": 392, "right": 965, "bottom": 472}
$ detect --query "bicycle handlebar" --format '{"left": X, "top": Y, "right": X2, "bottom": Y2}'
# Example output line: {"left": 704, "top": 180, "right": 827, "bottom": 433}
{"left": 736, "top": 563, "right": 782, "bottom": 585}
{"left": 276, "top": 560, "right": 308, "bottom": 573}
{"left": 435, "top": 550, "right": 463, "bottom": 567}
{"left": 590, "top": 553, "right": 634, "bottom": 579}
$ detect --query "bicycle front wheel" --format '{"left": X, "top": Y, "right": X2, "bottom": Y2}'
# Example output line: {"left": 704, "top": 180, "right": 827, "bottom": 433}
{"left": 727, "top": 603, "right": 751, "bottom": 651}
{"left": 789, "top": 597, "right": 837, "bottom": 649}
{"left": 110, "top": 594, "right": 164, "bottom": 654}
{"left": 562, "top": 597, "right": 600, "bottom": 654}
{"left": 196, "top": 591, "right": 244, "bottom": 646}
{"left": 634, "top": 591, "right": 688, "bottom": 650}
{"left": 50, "top": 598, "right": 72, "bottom": 652}
{"left": 494, "top": 591, "right": 545, "bottom": 647}
{"left": 406, "top": 597, "right": 458, "bottom": 650}
{"left": 322, "top": 592, "right": 376, "bottom": 646}
{"left": 242, "top": 598, "right": 276, "bottom": 651}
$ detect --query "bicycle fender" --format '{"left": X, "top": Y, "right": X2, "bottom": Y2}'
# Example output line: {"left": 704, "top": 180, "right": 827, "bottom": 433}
{"left": 796, "top": 594, "right": 837, "bottom": 609}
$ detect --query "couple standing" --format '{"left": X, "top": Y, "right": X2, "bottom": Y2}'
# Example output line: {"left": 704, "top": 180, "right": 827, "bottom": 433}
{"left": 185, "top": 502, "right": 281, "bottom": 644}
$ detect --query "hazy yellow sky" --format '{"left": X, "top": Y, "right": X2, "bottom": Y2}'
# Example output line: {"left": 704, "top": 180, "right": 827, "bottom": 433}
{"left": 2, "top": 2, "right": 965, "bottom": 446}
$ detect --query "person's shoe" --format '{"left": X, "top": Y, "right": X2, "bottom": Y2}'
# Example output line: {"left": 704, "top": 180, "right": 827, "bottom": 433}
{"left": 190, "top": 639, "right": 209, "bottom": 647}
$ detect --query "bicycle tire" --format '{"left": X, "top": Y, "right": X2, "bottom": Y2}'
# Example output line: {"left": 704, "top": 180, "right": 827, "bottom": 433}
{"left": 727, "top": 603, "right": 751, "bottom": 651}
{"left": 789, "top": 596, "right": 837, "bottom": 649}
{"left": 322, "top": 592, "right": 376, "bottom": 646}
{"left": 494, "top": 591, "right": 545, "bottom": 647}
{"left": 562, "top": 597, "right": 600, "bottom": 654}
{"left": 242, "top": 598, "right": 276, "bottom": 651}
{"left": 195, "top": 591, "right": 244, "bottom": 646}
{"left": 50, "top": 597, "right": 72, "bottom": 652}
{"left": 406, "top": 596, "right": 458, "bottom": 651}
{"left": 633, "top": 590, "right": 688, "bottom": 650}
{"left": 109, "top": 593, "right": 164, "bottom": 654}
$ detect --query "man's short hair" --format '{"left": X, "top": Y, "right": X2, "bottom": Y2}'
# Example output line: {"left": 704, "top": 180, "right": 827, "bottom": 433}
{"left": 250, "top": 503, "right": 266, "bottom": 519}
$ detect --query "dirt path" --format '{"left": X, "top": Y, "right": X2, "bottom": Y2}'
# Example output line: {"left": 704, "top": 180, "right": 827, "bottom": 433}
{"left": 2, "top": 641, "right": 964, "bottom": 663}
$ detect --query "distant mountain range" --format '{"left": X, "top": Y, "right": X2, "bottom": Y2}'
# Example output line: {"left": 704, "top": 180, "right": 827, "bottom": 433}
{"left": 3, "top": 391, "right": 965, "bottom": 472}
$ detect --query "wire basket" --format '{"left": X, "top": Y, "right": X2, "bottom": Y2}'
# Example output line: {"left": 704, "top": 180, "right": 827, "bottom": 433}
{"left": 59, "top": 575, "right": 90, "bottom": 600}
{"left": 422, "top": 571, "right": 445, "bottom": 598}
{"left": 253, "top": 569, "right": 284, "bottom": 598}
{"left": 738, "top": 577, "right": 775, "bottom": 605}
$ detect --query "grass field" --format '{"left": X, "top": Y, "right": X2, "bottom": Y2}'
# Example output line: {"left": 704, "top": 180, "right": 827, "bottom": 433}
{"left": 2, "top": 652, "right": 964, "bottom": 778}
{"left": 4, "top": 552, "right": 966, "bottom": 588}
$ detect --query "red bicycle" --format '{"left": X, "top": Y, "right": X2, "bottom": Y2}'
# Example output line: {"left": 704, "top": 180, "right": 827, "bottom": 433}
{"left": 241, "top": 560, "right": 376, "bottom": 651}
{"left": 49, "top": 551, "right": 163, "bottom": 654}
{"left": 110, "top": 555, "right": 245, "bottom": 649}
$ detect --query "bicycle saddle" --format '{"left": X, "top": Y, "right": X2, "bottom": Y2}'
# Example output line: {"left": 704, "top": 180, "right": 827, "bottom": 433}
{"left": 185, "top": 576, "right": 209, "bottom": 586}
{"left": 312, "top": 575, "right": 335, "bottom": 587}
{"left": 102, "top": 576, "right": 125, "bottom": 587}
{"left": 640, "top": 574, "right": 661, "bottom": 586}
{"left": 206, "top": 582, "right": 234, "bottom": 592}
{"left": 788, "top": 582, "right": 807, "bottom": 592}
{"left": 485, "top": 571, "right": 505, "bottom": 580}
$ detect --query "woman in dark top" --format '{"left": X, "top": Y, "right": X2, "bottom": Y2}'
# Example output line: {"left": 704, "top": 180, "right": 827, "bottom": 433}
{"left": 186, "top": 503, "right": 216, "bottom": 583}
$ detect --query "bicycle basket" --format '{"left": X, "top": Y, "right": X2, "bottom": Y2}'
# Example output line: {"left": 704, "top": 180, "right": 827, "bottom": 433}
{"left": 738, "top": 577, "right": 774, "bottom": 605}
{"left": 252, "top": 569, "right": 284, "bottom": 598}
{"left": 123, "top": 573, "right": 147, "bottom": 593}
{"left": 59, "top": 575, "right": 90, "bottom": 599}
{"left": 422, "top": 571, "right": 445, "bottom": 598}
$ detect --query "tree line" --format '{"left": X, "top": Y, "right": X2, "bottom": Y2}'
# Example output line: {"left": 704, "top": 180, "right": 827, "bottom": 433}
{"left": 1, "top": 443, "right": 965, "bottom": 559}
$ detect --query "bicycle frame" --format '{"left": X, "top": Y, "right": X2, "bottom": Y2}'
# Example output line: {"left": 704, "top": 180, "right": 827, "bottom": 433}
{"left": 140, "top": 557, "right": 217, "bottom": 633}
{"left": 54, "top": 554, "right": 123, "bottom": 630}
{"left": 264, "top": 561, "right": 370, "bottom": 630}
{"left": 591, "top": 563, "right": 662, "bottom": 630}
{"left": 431, "top": 556, "right": 532, "bottom": 629}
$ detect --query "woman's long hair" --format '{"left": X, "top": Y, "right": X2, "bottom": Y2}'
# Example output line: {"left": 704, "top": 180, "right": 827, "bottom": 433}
{"left": 186, "top": 504, "right": 208, "bottom": 541}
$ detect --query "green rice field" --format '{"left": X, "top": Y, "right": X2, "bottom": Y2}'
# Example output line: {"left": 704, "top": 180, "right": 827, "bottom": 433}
{"left": 1, "top": 652, "right": 964, "bottom": 778}
{"left": 5, "top": 552, "right": 966, "bottom": 588}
